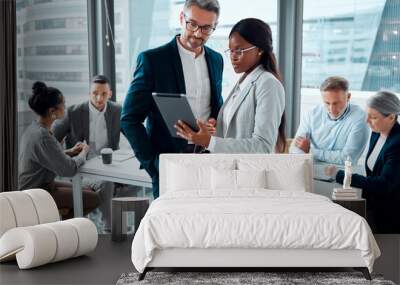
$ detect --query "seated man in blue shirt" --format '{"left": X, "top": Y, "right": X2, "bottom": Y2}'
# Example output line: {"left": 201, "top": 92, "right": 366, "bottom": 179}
{"left": 290, "top": 76, "right": 369, "bottom": 165}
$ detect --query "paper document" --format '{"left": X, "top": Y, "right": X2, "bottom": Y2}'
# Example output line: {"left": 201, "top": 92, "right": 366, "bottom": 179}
{"left": 113, "top": 153, "right": 135, "bottom": 162}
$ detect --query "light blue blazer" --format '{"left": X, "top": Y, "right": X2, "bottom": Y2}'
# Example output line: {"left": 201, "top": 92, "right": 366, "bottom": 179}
{"left": 209, "top": 65, "right": 285, "bottom": 153}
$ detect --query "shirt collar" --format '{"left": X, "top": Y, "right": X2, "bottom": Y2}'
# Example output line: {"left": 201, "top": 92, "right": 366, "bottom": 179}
{"left": 89, "top": 101, "right": 107, "bottom": 116}
{"left": 176, "top": 36, "right": 204, "bottom": 59}
{"left": 237, "top": 65, "right": 263, "bottom": 91}
{"left": 327, "top": 103, "right": 350, "bottom": 121}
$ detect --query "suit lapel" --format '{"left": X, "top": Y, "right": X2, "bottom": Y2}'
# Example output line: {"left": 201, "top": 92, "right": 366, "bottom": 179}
{"left": 204, "top": 47, "right": 216, "bottom": 102}
{"left": 104, "top": 103, "right": 113, "bottom": 148}
{"left": 82, "top": 103, "right": 90, "bottom": 143}
{"left": 367, "top": 132, "right": 380, "bottom": 159}
{"left": 365, "top": 132, "right": 379, "bottom": 175}
{"left": 169, "top": 37, "right": 186, "bottom": 94}
{"left": 224, "top": 67, "right": 264, "bottom": 134}
{"left": 371, "top": 123, "right": 400, "bottom": 174}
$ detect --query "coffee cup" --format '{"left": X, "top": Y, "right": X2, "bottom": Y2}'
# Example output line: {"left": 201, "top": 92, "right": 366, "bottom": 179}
{"left": 100, "top": 148, "right": 113, "bottom": 164}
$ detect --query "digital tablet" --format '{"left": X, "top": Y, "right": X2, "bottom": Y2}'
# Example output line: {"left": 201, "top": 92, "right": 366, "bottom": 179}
{"left": 152, "top": 92, "right": 199, "bottom": 138}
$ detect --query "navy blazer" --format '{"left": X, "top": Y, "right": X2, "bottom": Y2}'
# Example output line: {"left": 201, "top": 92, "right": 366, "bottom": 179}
{"left": 336, "top": 122, "right": 400, "bottom": 233}
{"left": 121, "top": 37, "right": 223, "bottom": 177}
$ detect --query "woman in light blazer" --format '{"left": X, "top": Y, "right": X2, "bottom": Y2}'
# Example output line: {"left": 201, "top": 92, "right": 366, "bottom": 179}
{"left": 176, "top": 18, "right": 286, "bottom": 153}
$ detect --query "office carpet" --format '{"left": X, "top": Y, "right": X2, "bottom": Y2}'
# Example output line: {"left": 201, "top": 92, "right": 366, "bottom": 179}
{"left": 116, "top": 271, "right": 395, "bottom": 285}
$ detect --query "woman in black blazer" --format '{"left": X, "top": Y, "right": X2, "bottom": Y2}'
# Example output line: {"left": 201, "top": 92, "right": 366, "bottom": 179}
{"left": 336, "top": 91, "right": 400, "bottom": 233}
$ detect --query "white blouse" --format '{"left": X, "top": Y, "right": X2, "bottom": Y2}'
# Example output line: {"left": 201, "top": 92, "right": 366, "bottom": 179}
{"left": 221, "top": 66, "right": 260, "bottom": 136}
{"left": 367, "top": 135, "right": 386, "bottom": 171}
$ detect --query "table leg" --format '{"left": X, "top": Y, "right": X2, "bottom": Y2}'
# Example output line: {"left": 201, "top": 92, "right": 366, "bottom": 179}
{"left": 112, "top": 201, "right": 123, "bottom": 242}
{"left": 72, "top": 174, "right": 83, "bottom": 217}
{"left": 134, "top": 201, "right": 149, "bottom": 234}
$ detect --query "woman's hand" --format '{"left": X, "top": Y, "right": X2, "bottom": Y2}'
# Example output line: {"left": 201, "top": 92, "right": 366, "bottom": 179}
{"left": 324, "top": 165, "right": 338, "bottom": 179}
{"left": 207, "top": 118, "right": 217, "bottom": 136}
{"left": 206, "top": 118, "right": 217, "bottom": 135}
{"left": 175, "top": 120, "right": 212, "bottom": 148}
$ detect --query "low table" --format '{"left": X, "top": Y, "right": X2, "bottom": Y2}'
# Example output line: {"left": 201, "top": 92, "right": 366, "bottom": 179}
{"left": 112, "top": 197, "right": 150, "bottom": 242}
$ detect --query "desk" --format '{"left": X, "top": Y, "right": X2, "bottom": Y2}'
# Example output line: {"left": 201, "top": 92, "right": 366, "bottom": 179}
{"left": 72, "top": 155, "right": 152, "bottom": 217}
{"left": 313, "top": 162, "right": 365, "bottom": 199}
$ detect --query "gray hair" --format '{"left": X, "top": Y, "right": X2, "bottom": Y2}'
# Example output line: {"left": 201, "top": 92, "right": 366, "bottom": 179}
{"left": 367, "top": 90, "right": 400, "bottom": 116}
{"left": 184, "top": 0, "right": 220, "bottom": 18}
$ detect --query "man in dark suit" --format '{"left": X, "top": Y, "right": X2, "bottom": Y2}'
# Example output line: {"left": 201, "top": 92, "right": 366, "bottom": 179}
{"left": 52, "top": 75, "right": 121, "bottom": 231}
{"left": 52, "top": 75, "right": 121, "bottom": 152}
{"left": 121, "top": 0, "right": 223, "bottom": 198}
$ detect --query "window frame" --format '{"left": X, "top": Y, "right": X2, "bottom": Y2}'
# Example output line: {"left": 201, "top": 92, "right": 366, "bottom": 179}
{"left": 87, "top": 0, "right": 116, "bottom": 101}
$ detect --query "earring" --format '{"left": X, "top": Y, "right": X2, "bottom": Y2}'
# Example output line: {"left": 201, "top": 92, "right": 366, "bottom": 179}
{"left": 258, "top": 52, "right": 263, "bottom": 56}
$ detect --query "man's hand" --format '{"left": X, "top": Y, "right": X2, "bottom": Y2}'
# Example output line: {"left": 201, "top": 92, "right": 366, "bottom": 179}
{"left": 174, "top": 120, "right": 212, "bottom": 148}
{"left": 65, "top": 142, "right": 85, "bottom": 156}
{"left": 294, "top": 136, "right": 310, "bottom": 153}
{"left": 78, "top": 143, "right": 90, "bottom": 159}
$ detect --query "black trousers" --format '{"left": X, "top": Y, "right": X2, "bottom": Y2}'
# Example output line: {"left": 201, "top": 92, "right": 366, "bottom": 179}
{"left": 181, "top": 144, "right": 208, "bottom": 153}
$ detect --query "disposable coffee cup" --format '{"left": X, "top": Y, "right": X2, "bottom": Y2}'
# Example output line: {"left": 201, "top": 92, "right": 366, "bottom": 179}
{"left": 100, "top": 148, "right": 113, "bottom": 164}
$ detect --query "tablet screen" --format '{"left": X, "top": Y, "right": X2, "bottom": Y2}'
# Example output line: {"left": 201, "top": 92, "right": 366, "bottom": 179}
{"left": 152, "top": 92, "right": 199, "bottom": 138}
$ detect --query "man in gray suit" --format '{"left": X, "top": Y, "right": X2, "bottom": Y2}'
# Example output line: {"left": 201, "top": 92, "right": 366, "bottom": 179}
{"left": 52, "top": 75, "right": 121, "bottom": 231}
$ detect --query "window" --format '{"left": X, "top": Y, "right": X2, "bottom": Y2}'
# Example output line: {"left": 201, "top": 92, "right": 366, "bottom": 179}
{"left": 24, "top": 71, "right": 88, "bottom": 82}
{"left": 16, "top": 0, "right": 27, "bottom": 11}
{"left": 34, "top": 0, "right": 52, "bottom": 4}
{"left": 34, "top": 17, "right": 87, "bottom": 31}
{"left": 115, "top": 12, "right": 121, "bottom": 26}
{"left": 16, "top": 0, "right": 90, "bottom": 145}
{"left": 327, "top": 48, "right": 347, "bottom": 55}
{"left": 113, "top": 0, "right": 277, "bottom": 103}
{"left": 301, "top": 0, "right": 400, "bottom": 116}
{"left": 22, "top": 45, "right": 88, "bottom": 56}
{"left": 115, "top": 42, "right": 122, "bottom": 55}
{"left": 35, "top": 18, "right": 67, "bottom": 30}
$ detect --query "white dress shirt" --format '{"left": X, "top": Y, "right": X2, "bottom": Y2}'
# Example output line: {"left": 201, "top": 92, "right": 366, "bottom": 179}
{"left": 176, "top": 38, "right": 211, "bottom": 121}
{"left": 367, "top": 135, "right": 386, "bottom": 171}
{"left": 88, "top": 101, "right": 108, "bottom": 159}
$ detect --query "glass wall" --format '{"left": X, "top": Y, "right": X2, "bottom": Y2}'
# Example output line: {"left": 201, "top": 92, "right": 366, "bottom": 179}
{"left": 16, "top": 0, "right": 90, "bottom": 141}
{"left": 114, "top": 0, "right": 277, "bottom": 102}
{"left": 301, "top": 0, "right": 400, "bottom": 116}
